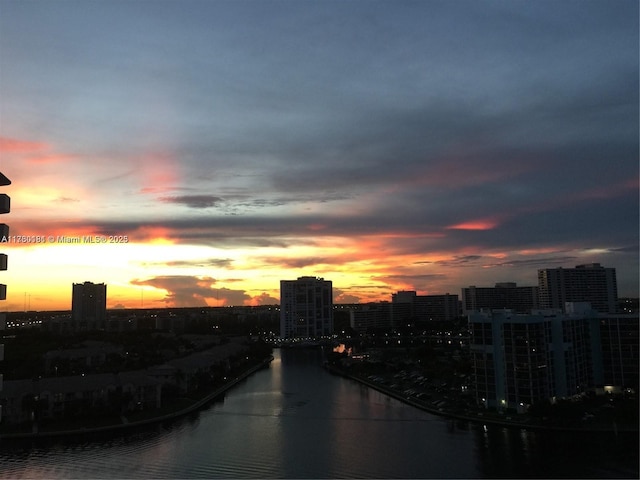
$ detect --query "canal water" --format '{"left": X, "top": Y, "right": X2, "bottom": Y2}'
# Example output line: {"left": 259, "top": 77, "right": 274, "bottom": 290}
{"left": 0, "top": 348, "right": 637, "bottom": 478}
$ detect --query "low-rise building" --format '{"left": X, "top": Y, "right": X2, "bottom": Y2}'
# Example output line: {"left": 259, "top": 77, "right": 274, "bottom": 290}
{"left": 0, "top": 371, "right": 162, "bottom": 425}
{"left": 0, "top": 337, "right": 251, "bottom": 425}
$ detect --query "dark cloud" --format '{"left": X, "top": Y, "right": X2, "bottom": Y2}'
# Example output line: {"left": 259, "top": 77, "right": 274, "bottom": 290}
{"left": 333, "top": 289, "right": 361, "bottom": 304}
{"left": 14, "top": 180, "right": 638, "bottom": 262}
{"left": 159, "top": 195, "right": 223, "bottom": 209}
{"left": 130, "top": 275, "right": 250, "bottom": 307}
{"left": 484, "top": 256, "right": 578, "bottom": 268}
{"left": 378, "top": 274, "right": 447, "bottom": 281}
{"left": 130, "top": 276, "right": 216, "bottom": 307}
{"left": 258, "top": 256, "right": 333, "bottom": 269}
{"left": 214, "top": 288, "right": 252, "bottom": 307}
{"left": 250, "top": 292, "right": 279, "bottom": 305}
{"left": 432, "top": 256, "right": 484, "bottom": 267}
{"left": 163, "top": 258, "right": 234, "bottom": 269}
{"left": 611, "top": 245, "right": 640, "bottom": 254}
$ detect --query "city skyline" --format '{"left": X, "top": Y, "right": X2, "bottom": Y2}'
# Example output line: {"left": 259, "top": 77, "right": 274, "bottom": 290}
{"left": 0, "top": 0, "right": 638, "bottom": 311}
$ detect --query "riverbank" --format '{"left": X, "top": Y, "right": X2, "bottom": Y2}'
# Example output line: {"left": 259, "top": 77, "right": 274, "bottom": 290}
{"left": 325, "top": 363, "right": 639, "bottom": 434}
{"left": 0, "top": 355, "right": 273, "bottom": 441}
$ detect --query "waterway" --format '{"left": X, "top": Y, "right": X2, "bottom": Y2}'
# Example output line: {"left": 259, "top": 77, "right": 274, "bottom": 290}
{"left": 0, "top": 348, "right": 637, "bottom": 478}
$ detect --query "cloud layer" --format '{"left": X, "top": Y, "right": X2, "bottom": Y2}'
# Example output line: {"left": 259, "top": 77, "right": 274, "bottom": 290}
{"left": 0, "top": 0, "right": 637, "bottom": 309}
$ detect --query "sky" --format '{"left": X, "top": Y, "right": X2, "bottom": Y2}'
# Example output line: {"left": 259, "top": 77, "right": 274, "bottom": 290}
{"left": 0, "top": 0, "right": 637, "bottom": 311}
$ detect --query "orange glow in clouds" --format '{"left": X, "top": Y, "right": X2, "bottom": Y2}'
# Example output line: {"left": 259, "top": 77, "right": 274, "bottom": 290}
{"left": 447, "top": 220, "right": 499, "bottom": 230}
{"left": 0, "top": 136, "right": 47, "bottom": 153}
{"left": 137, "top": 151, "right": 181, "bottom": 195}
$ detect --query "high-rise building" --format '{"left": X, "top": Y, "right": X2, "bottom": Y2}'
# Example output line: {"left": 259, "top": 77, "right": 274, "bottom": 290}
{"left": 0, "top": 171, "right": 9, "bottom": 423}
{"left": 349, "top": 302, "right": 393, "bottom": 334}
{"left": 391, "top": 291, "right": 460, "bottom": 325}
{"left": 471, "top": 312, "right": 552, "bottom": 412}
{"left": 461, "top": 282, "right": 539, "bottom": 314}
{"left": 280, "top": 276, "right": 333, "bottom": 339}
{"left": 391, "top": 290, "right": 416, "bottom": 326}
{"left": 538, "top": 263, "right": 618, "bottom": 313}
{"left": 469, "top": 310, "right": 590, "bottom": 412}
{"left": 72, "top": 282, "right": 107, "bottom": 331}
{"left": 469, "top": 302, "right": 638, "bottom": 412}
{"left": 413, "top": 294, "right": 460, "bottom": 322}
{"left": 598, "top": 314, "right": 639, "bottom": 391}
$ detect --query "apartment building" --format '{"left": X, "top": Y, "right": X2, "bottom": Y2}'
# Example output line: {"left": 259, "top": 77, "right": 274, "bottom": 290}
{"left": 72, "top": 281, "right": 107, "bottom": 331}
{"left": 280, "top": 276, "right": 333, "bottom": 339}
{"left": 538, "top": 263, "right": 618, "bottom": 313}
{"left": 469, "top": 304, "right": 599, "bottom": 412}
{"left": 391, "top": 290, "right": 460, "bottom": 325}
{"left": 349, "top": 302, "right": 393, "bottom": 334}
{"left": 462, "top": 282, "right": 539, "bottom": 314}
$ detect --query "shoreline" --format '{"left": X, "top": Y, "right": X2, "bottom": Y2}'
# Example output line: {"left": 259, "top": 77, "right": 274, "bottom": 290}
{"left": 0, "top": 355, "right": 274, "bottom": 441}
{"left": 324, "top": 363, "right": 638, "bottom": 434}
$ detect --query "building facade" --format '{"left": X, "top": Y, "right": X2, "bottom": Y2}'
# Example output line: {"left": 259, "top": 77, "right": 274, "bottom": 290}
{"left": 414, "top": 294, "right": 460, "bottom": 322}
{"left": 1, "top": 372, "right": 162, "bottom": 425}
{"left": 391, "top": 290, "right": 416, "bottom": 326}
{"left": 599, "top": 314, "right": 639, "bottom": 391}
{"left": 72, "top": 281, "right": 107, "bottom": 331}
{"left": 538, "top": 263, "right": 618, "bottom": 313}
{"left": 469, "top": 302, "right": 638, "bottom": 412}
{"left": 349, "top": 302, "right": 393, "bottom": 334}
{"left": 462, "top": 283, "right": 539, "bottom": 314}
{"left": 279, "top": 277, "right": 333, "bottom": 339}
{"left": 469, "top": 305, "right": 600, "bottom": 412}
{"left": 391, "top": 290, "right": 460, "bottom": 325}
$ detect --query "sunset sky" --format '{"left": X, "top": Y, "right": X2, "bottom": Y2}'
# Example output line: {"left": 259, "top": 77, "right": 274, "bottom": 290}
{"left": 0, "top": 0, "right": 638, "bottom": 311}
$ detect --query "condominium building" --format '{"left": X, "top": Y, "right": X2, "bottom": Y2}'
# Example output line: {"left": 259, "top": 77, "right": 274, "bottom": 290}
{"left": 538, "top": 263, "right": 618, "bottom": 313}
{"left": 469, "top": 302, "right": 638, "bottom": 412}
{"left": 461, "top": 282, "right": 539, "bottom": 314}
{"left": 391, "top": 290, "right": 460, "bottom": 325}
{"left": 598, "top": 314, "right": 639, "bottom": 391}
{"left": 71, "top": 281, "right": 107, "bottom": 331}
{"left": 469, "top": 304, "right": 599, "bottom": 412}
{"left": 279, "top": 276, "right": 333, "bottom": 339}
{"left": 414, "top": 294, "right": 460, "bottom": 322}
{"left": 349, "top": 302, "right": 393, "bottom": 334}
{"left": 391, "top": 290, "right": 416, "bottom": 326}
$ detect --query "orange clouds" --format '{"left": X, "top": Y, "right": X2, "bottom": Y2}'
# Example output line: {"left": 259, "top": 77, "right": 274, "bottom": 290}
{"left": 0, "top": 136, "right": 47, "bottom": 153}
{"left": 130, "top": 275, "right": 252, "bottom": 307}
{"left": 516, "top": 247, "right": 563, "bottom": 256}
{"left": 447, "top": 220, "right": 499, "bottom": 230}
{"left": 136, "top": 151, "right": 181, "bottom": 196}
{"left": 570, "top": 179, "right": 639, "bottom": 202}
{"left": 248, "top": 292, "right": 279, "bottom": 306}
{"left": 4, "top": 222, "right": 99, "bottom": 244}
{"left": 0, "top": 135, "right": 88, "bottom": 216}
{"left": 133, "top": 225, "right": 175, "bottom": 244}
{"left": 0, "top": 135, "right": 75, "bottom": 164}
{"left": 307, "top": 223, "right": 327, "bottom": 231}
{"left": 2, "top": 221, "right": 177, "bottom": 249}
